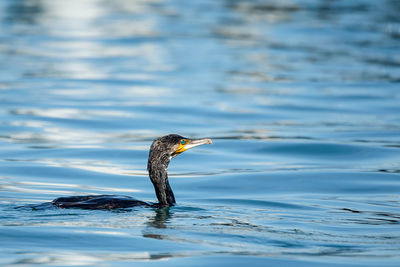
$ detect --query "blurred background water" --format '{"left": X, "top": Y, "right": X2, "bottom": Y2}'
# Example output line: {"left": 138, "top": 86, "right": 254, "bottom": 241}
{"left": 1, "top": 0, "right": 400, "bottom": 266}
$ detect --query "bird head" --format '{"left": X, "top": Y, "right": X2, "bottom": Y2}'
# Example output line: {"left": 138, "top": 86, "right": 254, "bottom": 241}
{"left": 149, "top": 134, "right": 212, "bottom": 162}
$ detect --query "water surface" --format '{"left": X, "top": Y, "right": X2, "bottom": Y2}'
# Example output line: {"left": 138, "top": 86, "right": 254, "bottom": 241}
{"left": 1, "top": 0, "right": 400, "bottom": 266}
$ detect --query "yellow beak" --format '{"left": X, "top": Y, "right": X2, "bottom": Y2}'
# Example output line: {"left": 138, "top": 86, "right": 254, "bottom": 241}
{"left": 174, "top": 138, "right": 212, "bottom": 156}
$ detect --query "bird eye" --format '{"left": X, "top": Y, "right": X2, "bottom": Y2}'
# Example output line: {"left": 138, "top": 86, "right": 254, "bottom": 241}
{"left": 180, "top": 140, "right": 186, "bottom": 145}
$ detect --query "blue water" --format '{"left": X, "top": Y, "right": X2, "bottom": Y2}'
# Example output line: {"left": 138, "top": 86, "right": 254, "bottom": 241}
{"left": 1, "top": 0, "right": 400, "bottom": 266}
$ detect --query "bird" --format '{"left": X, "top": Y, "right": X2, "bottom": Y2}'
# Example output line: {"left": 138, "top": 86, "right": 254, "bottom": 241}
{"left": 51, "top": 134, "right": 212, "bottom": 209}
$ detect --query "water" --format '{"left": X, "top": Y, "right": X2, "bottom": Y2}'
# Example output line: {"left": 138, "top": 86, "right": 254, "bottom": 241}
{"left": 1, "top": 0, "right": 400, "bottom": 266}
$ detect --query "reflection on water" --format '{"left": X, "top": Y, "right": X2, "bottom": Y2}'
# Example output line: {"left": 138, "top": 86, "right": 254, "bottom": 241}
{"left": 1, "top": 0, "right": 400, "bottom": 266}
{"left": 146, "top": 208, "right": 171, "bottom": 229}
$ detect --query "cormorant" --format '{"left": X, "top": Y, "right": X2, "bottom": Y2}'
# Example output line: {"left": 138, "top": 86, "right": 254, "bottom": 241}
{"left": 51, "top": 134, "right": 212, "bottom": 209}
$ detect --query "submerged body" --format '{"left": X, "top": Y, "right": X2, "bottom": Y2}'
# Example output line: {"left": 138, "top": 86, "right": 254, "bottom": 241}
{"left": 50, "top": 134, "right": 212, "bottom": 209}
{"left": 52, "top": 195, "right": 150, "bottom": 209}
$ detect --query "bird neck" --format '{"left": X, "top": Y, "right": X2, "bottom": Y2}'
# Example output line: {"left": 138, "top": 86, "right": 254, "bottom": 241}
{"left": 147, "top": 154, "right": 176, "bottom": 207}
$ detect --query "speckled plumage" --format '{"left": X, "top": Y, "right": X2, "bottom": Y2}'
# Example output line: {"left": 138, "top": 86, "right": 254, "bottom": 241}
{"left": 147, "top": 134, "right": 183, "bottom": 207}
